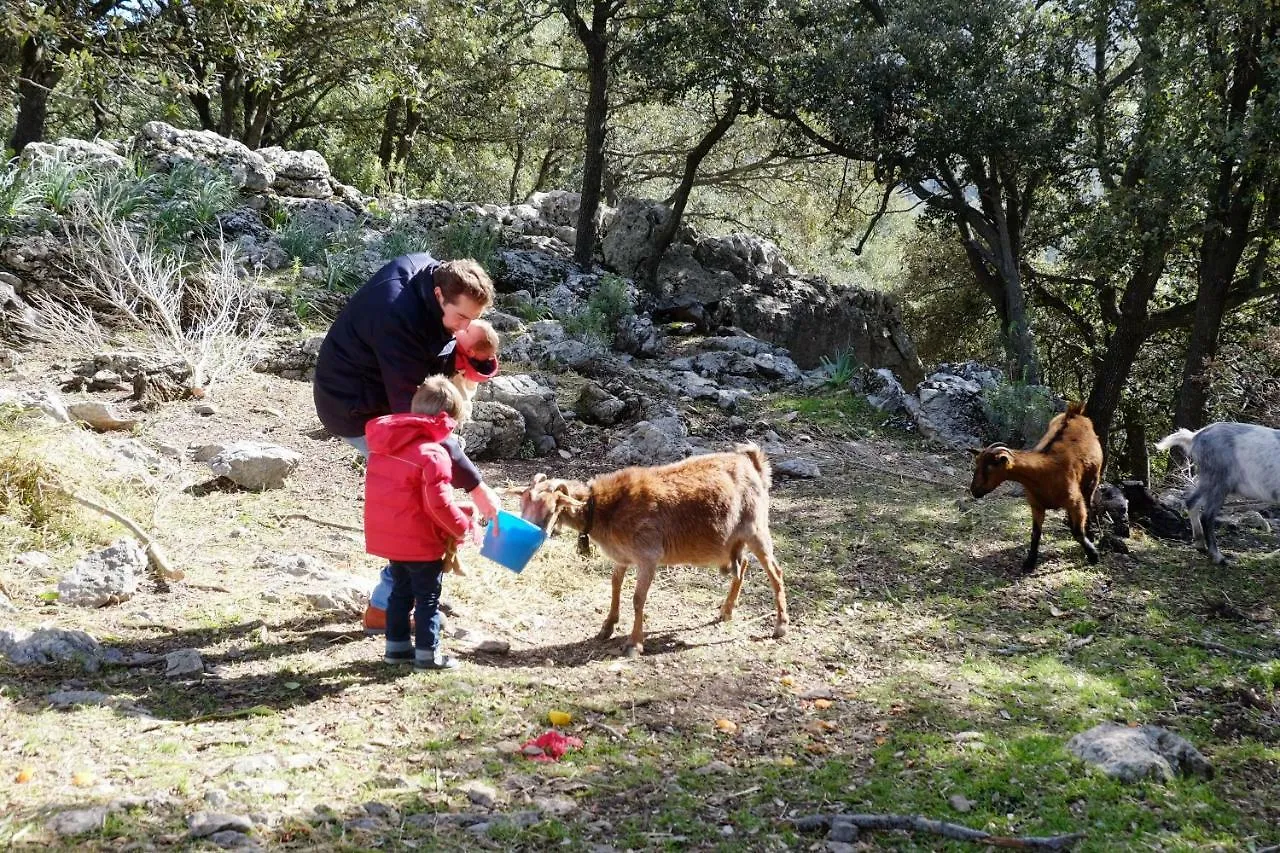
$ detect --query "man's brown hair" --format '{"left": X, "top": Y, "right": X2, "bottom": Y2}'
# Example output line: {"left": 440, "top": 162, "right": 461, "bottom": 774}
{"left": 411, "top": 375, "right": 465, "bottom": 420}
{"left": 434, "top": 259, "right": 495, "bottom": 307}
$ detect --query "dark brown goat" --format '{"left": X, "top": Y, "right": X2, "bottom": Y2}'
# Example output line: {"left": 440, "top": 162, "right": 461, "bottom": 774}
{"left": 970, "top": 403, "right": 1103, "bottom": 573}
{"left": 516, "top": 444, "right": 788, "bottom": 655}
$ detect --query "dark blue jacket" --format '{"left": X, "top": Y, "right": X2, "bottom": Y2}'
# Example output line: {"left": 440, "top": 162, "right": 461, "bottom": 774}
{"left": 313, "top": 253, "right": 482, "bottom": 491}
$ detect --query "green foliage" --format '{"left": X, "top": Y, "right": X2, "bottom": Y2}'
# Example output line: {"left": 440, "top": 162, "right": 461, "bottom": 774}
{"left": 1246, "top": 660, "right": 1280, "bottom": 693}
{"left": 563, "top": 274, "right": 634, "bottom": 345}
{"left": 378, "top": 220, "right": 436, "bottom": 259}
{"left": 274, "top": 219, "right": 328, "bottom": 265}
{"left": 982, "top": 382, "right": 1056, "bottom": 448}
{"left": 820, "top": 347, "right": 860, "bottom": 387}
{"left": 431, "top": 219, "right": 504, "bottom": 278}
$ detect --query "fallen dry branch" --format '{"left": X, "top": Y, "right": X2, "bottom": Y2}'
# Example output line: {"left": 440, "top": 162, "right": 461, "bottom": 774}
{"left": 839, "top": 455, "right": 960, "bottom": 489}
{"left": 276, "top": 512, "right": 364, "bottom": 533}
{"left": 1191, "top": 638, "right": 1270, "bottom": 662}
{"left": 792, "top": 813, "right": 1084, "bottom": 849}
{"left": 43, "top": 481, "right": 184, "bottom": 580}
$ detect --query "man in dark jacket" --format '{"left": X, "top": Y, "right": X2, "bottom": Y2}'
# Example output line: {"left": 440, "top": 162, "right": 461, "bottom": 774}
{"left": 314, "top": 252, "right": 501, "bottom": 631}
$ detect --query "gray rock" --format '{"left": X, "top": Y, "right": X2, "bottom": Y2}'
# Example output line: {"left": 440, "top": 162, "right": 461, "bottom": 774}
{"left": 16, "top": 550, "right": 51, "bottom": 567}
{"left": 250, "top": 551, "right": 370, "bottom": 617}
{"left": 209, "top": 830, "right": 258, "bottom": 849}
{"left": 0, "top": 387, "right": 70, "bottom": 423}
{"left": 614, "top": 314, "right": 664, "bottom": 358}
{"left": 22, "top": 138, "right": 128, "bottom": 172}
{"left": 459, "top": 779, "right": 501, "bottom": 808}
{"left": 600, "top": 197, "right": 673, "bottom": 277}
{"left": 860, "top": 368, "right": 910, "bottom": 415}
{"left": 207, "top": 442, "right": 301, "bottom": 490}
{"left": 606, "top": 417, "right": 692, "bottom": 467}
{"left": 136, "top": 122, "right": 274, "bottom": 192}
{"left": 827, "top": 816, "right": 859, "bottom": 843}
{"left": 497, "top": 249, "right": 575, "bottom": 294}
{"left": 774, "top": 457, "right": 821, "bottom": 479}
{"left": 48, "top": 806, "right": 107, "bottom": 836}
{"left": 458, "top": 401, "right": 526, "bottom": 459}
{"left": 275, "top": 196, "right": 358, "bottom": 235}
{"left": 58, "top": 538, "right": 146, "bottom": 607}
{"left": 0, "top": 591, "right": 14, "bottom": 613}
{"left": 47, "top": 689, "right": 111, "bottom": 708}
{"left": 1066, "top": 723, "right": 1213, "bottom": 783}
{"left": 911, "top": 368, "right": 993, "bottom": 449}
{"left": 187, "top": 811, "right": 254, "bottom": 838}
{"left": 205, "top": 789, "right": 231, "bottom": 809}
{"left": 258, "top": 147, "right": 333, "bottom": 198}
{"left": 67, "top": 400, "right": 138, "bottom": 432}
{"left": 0, "top": 626, "right": 103, "bottom": 670}
{"left": 476, "top": 374, "right": 566, "bottom": 449}
{"left": 165, "top": 648, "right": 204, "bottom": 678}
{"left": 575, "top": 381, "right": 627, "bottom": 426}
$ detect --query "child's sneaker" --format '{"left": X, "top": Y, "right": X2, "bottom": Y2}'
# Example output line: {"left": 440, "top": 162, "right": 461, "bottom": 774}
{"left": 415, "top": 652, "right": 458, "bottom": 671}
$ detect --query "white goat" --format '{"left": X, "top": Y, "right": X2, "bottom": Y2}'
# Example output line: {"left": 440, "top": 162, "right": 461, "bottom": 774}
{"left": 1156, "top": 422, "right": 1280, "bottom": 564}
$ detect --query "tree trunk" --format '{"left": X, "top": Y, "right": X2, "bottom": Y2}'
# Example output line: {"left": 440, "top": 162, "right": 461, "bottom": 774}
{"left": 378, "top": 95, "right": 403, "bottom": 173}
{"left": 190, "top": 92, "right": 217, "bottom": 131}
{"left": 1086, "top": 265, "right": 1165, "bottom": 449}
{"left": 388, "top": 102, "right": 422, "bottom": 193}
{"left": 10, "top": 37, "right": 63, "bottom": 153}
{"left": 640, "top": 97, "right": 742, "bottom": 288}
{"left": 509, "top": 141, "right": 525, "bottom": 204}
{"left": 574, "top": 33, "right": 609, "bottom": 270}
{"left": 532, "top": 148, "right": 558, "bottom": 193}
{"left": 243, "top": 85, "right": 274, "bottom": 149}
{"left": 1119, "top": 400, "right": 1149, "bottom": 483}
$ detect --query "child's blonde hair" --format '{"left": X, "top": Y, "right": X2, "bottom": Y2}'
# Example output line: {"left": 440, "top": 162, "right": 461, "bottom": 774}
{"left": 411, "top": 375, "right": 465, "bottom": 420}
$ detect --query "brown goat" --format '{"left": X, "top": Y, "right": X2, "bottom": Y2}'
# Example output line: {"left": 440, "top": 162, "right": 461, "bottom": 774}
{"left": 517, "top": 444, "right": 788, "bottom": 655}
{"left": 970, "top": 403, "right": 1103, "bottom": 573}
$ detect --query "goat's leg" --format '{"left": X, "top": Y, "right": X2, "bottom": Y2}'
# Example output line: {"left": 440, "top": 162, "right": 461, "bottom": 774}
{"left": 597, "top": 563, "right": 629, "bottom": 640}
{"left": 1022, "top": 504, "right": 1046, "bottom": 574}
{"left": 748, "top": 535, "right": 790, "bottom": 639}
{"left": 1198, "top": 489, "right": 1229, "bottom": 565}
{"left": 1067, "top": 497, "right": 1100, "bottom": 564}
{"left": 718, "top": 547, "right": 747, "bottom": 623}
{"left": 625, "top": 564, "right": 657, "bottom": 657}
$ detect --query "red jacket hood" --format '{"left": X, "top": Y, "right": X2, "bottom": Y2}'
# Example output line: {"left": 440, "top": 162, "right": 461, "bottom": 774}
{"left": 366, "top": 412, "right": 456, "bottom": 454}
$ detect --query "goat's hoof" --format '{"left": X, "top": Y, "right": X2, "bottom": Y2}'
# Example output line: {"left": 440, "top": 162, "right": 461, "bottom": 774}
{"left": 624, "top": 643, "right": 643, "bottom": 658}
{"left": 1086, "top": 551, "right": 1100, "bottom": 565}
{"left": 773, "top": 622, "right": 789, "bottom": 639}
{"left": 718, "top": 610, "right": 734, "bottom": 623}
{"left": 596, "top": 626, "right": 616, "bottom": 641}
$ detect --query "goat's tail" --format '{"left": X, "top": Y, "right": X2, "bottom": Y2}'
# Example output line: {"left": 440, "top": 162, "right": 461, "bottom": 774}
{"left": 1155, "top": 428, "right": 1198, "bottom": 454}
{"left": 1065, "top": 401, "right": 1087, "bottom": 418}
{"left": 737, "top": 442, "right": 772, "bottom": 490}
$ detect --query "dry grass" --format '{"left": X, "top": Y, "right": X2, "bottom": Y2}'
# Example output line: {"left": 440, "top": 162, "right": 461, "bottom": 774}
{"left": 1, "top": 371, "right": 1278, "bottom": 851}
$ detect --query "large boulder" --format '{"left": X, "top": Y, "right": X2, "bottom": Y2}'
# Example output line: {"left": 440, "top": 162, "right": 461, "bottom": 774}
{"left": 475, "top": 375, "right": 566, "bottom": 452}
{"left": 606, "top": 416, "right": 692, "bottom": 466}
{"left": 134, "top": 121, "right": 274, "bottom": 192}
{"left": 458, "top": 401, "right": 526, "bottom": 459}
{"left": 497, "top": 249, "right": 575, "bottom": 294}
{"left": 909, "top": 363, "right": 1003, "bottom": 449}
{"left": 600, "top": 197, "right": 674, "bottom": 278}
{"left": 257, "top": 147, "right": 334, "bottom": 198}
{"left": 20, "top": 138, "right": 129, "bottom": 172}
{"left": 274, "top": 197, "right": 359, "bottom": 235}
{"left": 723, "top": 275, "right": 923, "bottom": 383}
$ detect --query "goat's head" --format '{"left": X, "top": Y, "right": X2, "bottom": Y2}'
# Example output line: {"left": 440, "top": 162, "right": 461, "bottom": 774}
{"left": 969, "top": 444, "right": 1015, "bottom": 498}
{"left": 515, "top": 473, "right": 586, "bottom": 532}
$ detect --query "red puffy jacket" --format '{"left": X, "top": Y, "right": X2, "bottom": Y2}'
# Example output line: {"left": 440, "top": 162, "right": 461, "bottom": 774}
{"left": 364, "top": 412, "right": 473, "bottom": 561}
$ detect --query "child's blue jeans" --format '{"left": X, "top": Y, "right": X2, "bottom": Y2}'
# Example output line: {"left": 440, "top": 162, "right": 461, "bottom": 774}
{"left": 385, "top": 560, "right": 444, "bottom": 652}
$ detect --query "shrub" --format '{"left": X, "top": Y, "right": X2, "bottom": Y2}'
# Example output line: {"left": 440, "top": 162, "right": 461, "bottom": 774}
{"left": 563, "top": 273, "right": 634, "bottom": 345}
{"left": 820, "top": 348, "right": 860, "bottom": 387}
{"left": 275, "top": 219, "right": 328, "bottom": 265}
{"left": 378, "top": 220, "right": 436, "bottom": 259}
{"left": 982, "top": 382, "right": 1056, "bottom": 447}
{"left": 432, "top": 218, "right": 504, "bottom": 278}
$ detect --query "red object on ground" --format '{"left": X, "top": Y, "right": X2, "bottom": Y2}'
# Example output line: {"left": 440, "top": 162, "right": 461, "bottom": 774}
{"left": 521, "top": 730, "right": 583, "bottom": 762}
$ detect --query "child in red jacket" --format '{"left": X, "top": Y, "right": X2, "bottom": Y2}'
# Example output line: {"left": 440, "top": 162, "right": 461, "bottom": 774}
{"left": 364, "top": 376, "right": 474, "bottom": 670}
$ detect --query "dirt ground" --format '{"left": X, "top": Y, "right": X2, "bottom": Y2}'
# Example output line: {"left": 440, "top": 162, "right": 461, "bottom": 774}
{"left": 2, "top": 355, "right": 1279, "bottom": 852}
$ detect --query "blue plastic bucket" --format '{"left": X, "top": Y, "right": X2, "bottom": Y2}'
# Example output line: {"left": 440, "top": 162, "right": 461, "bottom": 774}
{"left": 480, "top": 510, "right": 547, "bottom": 573}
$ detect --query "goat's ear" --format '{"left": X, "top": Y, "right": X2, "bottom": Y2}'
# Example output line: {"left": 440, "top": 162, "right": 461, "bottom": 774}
{"left": 967, "top": 447, "right": 981, "bottom": 458}
{"left": 552, "top": 482, "right": 572, "bottom": 495}
{"left": 994, "top": 450, "right": 1014, "bottom": 467}
{"left": 532, "top": 472, "right": 547, "bottom": 485}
